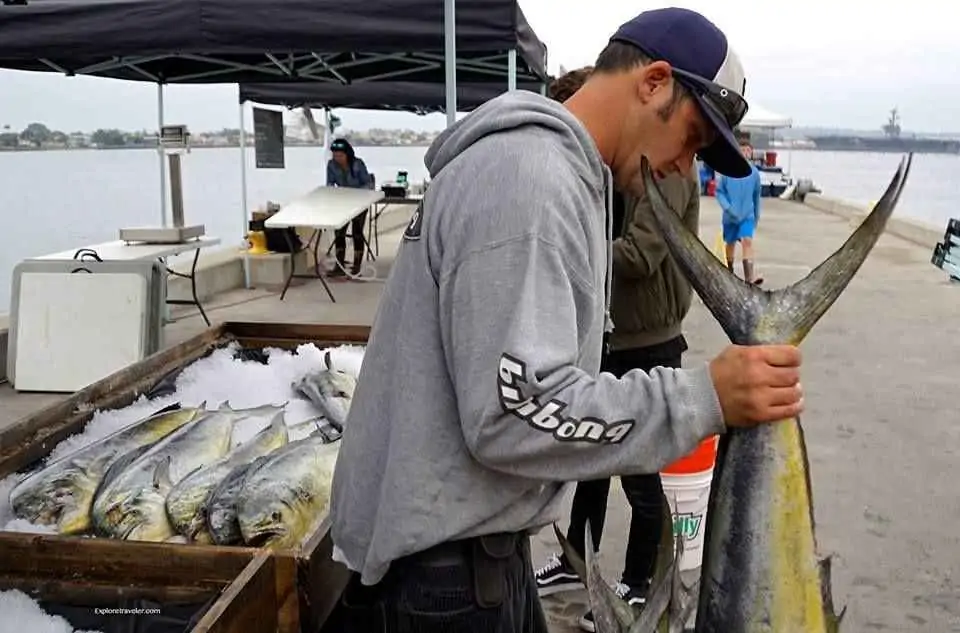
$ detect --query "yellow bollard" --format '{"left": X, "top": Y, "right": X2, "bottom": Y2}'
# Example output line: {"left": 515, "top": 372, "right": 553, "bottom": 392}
{"left": 246, "top": 229, "right": 269, "bottom": 255}
{"left": 712, "top": 232, "right": 726, "bottom": 261}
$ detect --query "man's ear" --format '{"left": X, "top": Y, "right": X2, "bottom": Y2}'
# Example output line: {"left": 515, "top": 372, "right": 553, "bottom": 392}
{"left": 636, "top": 60, "right": 673, "bottom": 102}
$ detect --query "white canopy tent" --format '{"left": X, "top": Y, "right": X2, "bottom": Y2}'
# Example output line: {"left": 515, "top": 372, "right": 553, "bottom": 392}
{"left": 740, "top": 102, "right": 792, "bottom": 129}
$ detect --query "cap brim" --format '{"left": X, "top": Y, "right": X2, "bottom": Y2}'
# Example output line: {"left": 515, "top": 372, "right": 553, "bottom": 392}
{"left": 693, "top": 94, "right": 751, "bottom": 178}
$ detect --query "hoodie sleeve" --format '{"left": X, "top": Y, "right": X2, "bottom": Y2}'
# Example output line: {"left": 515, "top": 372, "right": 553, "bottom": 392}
{"left": 438, "top": 233, "right": 725, "bottom": 482}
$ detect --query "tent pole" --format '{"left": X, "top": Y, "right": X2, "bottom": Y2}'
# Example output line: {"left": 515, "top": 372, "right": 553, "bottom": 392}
{"left": 507, "top": 49, "right": 517, "bottom": 91}
{"left": 323, "top": 108, "right": 331, "bottom": 163}
{"left": 239, "top": 99, "right": 251, "bottom": 289}
{"left": 444, "top": 0, "right": 457, "bottom": 126}
{"left": 157, "top": 83, "right": 167, "bottom": 227}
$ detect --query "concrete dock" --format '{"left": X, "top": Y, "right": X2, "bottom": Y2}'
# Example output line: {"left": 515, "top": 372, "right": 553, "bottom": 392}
{"left": 1, "top": 196, "right": 958, "bottom": 632}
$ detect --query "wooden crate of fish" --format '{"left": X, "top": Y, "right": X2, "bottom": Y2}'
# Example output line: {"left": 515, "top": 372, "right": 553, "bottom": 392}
{"left": 0, "top": 532, "right": 278, "bottom": 633}
{"left": 0, "top": 321, "right": 370, "bottom": 633}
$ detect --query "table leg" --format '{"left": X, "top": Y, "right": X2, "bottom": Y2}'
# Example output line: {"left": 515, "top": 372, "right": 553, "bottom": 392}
{"left": 314, "top": 230, "right": 336, "bottom": 303}
{"left": 279, "top": 230, "right": 298, "bottom": 301}
{"left": 165, "top": 248, "right": 211, "bottom": 326}
{"left": 280, "top": 228, "right": 336, "bottom": 303}
{"left": 373, "top": 204, "right": 383, "bottom": 257}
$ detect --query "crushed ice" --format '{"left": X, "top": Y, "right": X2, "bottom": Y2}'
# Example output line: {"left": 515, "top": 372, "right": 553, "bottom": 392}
{"left": 0, "top": 342, "right": 365, "bottom": 534}
{"left": 0, "top": 589, "right": 103, "bottom": 633}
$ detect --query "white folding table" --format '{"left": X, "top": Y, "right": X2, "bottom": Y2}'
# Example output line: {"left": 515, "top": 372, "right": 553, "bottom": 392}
{"left": 264, "top": 186, "right": 384, "bottom": 301}
{"left": 30, "top": 236, "right": 221, "bottom": 325}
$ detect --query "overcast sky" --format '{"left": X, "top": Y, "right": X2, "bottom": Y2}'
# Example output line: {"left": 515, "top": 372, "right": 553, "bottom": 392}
{"left": 1, "top": 0, "right": 954, "bottom": 134}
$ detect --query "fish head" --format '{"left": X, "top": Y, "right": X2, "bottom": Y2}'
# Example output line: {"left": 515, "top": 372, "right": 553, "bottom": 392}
{"left": 240, "top": 483, "right": 316, "bottom": 549}
{"left": 296, "top": 369, "right": 357, "bottom": 429}
{"left": 96, "top": 485, "right": 169, "bottom": 541}
{"left": 320, "top": 369, "right": 357, "bottom": 400}
{"left": 166, "top": 480, "right": 213, "bottom": 537}
{"left": 10, "top": 467, "right": 97, "bottom": 533}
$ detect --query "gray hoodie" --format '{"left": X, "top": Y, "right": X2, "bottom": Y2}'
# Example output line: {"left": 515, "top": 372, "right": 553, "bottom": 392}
{"left": 329, "top": 90, "right": 725, "bottom": 586}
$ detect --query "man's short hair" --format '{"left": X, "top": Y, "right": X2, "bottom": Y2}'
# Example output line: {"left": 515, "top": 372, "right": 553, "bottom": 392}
{"left": 548, "top": 66, "right": 594, "bottom": 102}
{"left": 594, "top": 41, "right": 653, "bottom": 73}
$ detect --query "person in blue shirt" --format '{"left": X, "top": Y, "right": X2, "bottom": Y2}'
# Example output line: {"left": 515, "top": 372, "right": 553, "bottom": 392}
{"left": 327, "top": 137, "right": 374, "bottom": 277}
{"left": 697, "top": 159, "right": 715, "bottom": 195}
{"left": 716, "top": 138, "right": 763, "bottom": 285}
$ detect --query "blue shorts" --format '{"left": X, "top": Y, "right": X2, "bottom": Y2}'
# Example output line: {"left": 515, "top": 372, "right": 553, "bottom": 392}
{"left": 722, "top": 218, "right": 755, "bottom": 244}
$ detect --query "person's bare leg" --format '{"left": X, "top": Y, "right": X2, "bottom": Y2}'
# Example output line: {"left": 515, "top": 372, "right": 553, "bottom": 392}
{"left": 724, "top": 242, "right": 736, "bottom": 273}
{"left": 741, "top": 237, "right": 763, "bottom": 285}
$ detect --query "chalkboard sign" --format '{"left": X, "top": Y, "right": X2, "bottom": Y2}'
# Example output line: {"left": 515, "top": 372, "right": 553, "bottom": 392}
{"left": 253, "top": 107, "right": 285, "bottom": 169}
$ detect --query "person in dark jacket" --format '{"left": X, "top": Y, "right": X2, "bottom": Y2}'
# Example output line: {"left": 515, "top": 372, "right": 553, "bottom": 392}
{"left": 327, "top": 137, "right": 374, "bottom": 277}
{"left": 536, "top": 66, "right": 702, "bottom": 632}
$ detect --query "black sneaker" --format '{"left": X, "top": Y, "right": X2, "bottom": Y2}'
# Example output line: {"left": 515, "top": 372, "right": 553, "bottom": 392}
{"left": 578, "top": 582, "right": 647, "bottom": 632}
{"left": 534, "top": 552, "right": 583, "bottom": 596}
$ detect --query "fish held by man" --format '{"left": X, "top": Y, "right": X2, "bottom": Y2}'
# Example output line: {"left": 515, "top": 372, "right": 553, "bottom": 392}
{"left": 90, "top": 402, "right": 281, "bottom": 542}
{"left": 616, "top": 154, "right": 910, "bottom": 632}
{"left": 237, "top": 433, "right": 340, "bottom": 549}
{"left": 165, "top": 411, "right": 290, "bottom": 542}
{"left": 8, "top": 402, "right": 204, "bottom": 534}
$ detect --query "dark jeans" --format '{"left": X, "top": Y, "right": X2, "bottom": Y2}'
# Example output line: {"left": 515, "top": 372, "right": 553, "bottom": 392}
{"left": 328, "top": 533, "right": 549, "bottom": 633}
{"left": 564, "top": 335, "right": 687, "bottom": 589}
{"left": 334, "top": 209, "right": 369, "bottom": 255}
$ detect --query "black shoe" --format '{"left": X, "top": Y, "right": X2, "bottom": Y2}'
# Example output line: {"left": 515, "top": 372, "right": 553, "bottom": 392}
{"left": 534, "top": 552, "right": 584, "bottom": 597}
{"left": 328, "top": 265, "right": 347, "bottom": 278}
{"left": 578, "top": 582, "right": 647, "bottom": 632}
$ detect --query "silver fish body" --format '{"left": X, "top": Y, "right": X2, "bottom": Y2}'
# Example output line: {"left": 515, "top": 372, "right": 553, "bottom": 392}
{"left": 294, "top": 352, "right": 357, "bottom": 431}
{"left": 165, "top": 411, "right": 289, "bottom": 542}
{"left": 8, "top": 403, "right": 203, "bottom": 534}
{"left": 237, "top": 434, "right": 340, "bottom": 549}
{"left": 91, "top": 403, "right": 280, "bottom": 541}
{"left": 205, "top": 419, "right": 328, "bottom": 545}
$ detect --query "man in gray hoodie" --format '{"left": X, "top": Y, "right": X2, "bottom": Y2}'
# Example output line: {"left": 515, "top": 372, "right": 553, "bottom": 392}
{"left": 327, "top": 8, "right": 804, "bottom": 633}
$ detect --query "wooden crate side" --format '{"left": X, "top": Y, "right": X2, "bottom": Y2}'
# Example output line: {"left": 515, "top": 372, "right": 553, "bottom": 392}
{"left": 273, "top": 553, "right": 301, "bottom": 633}
{"left": 191, "top": 551, "right": 279, "bottom": 633}
{"left": 0, "top": 533, "right": 257, "bottom": 588}
{"left": 223, "top": 322, "right": 370, "bottom": 348}
{"left": 297, "top": 520, "right": 350, "bottom": 633}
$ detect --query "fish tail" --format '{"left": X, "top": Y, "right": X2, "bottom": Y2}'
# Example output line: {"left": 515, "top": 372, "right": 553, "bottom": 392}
{"left": 640, "top": 154, "right": 912, "bottom": 346}
{"left": 819, "top": 555, "right": 846, "bottom": 633}
{"left": 625, "top": 492, "right": 699, "bottom": 633}
{"left": 553, "top": 523, "right": 636, "bottom": 631}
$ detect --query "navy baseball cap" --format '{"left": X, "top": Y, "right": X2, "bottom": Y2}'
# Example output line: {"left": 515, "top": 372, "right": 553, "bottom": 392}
{"left": 610, "top": 7, "right": 751, "bottom": 177}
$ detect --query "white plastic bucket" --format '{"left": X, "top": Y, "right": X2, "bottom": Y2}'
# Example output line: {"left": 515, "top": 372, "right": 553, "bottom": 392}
{"left": 661, "top": 468, "right": 714, "bottom": 572}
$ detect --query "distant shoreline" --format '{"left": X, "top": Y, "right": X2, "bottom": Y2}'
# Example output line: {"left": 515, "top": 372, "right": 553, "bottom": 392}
{"left": 0, "top": 142, "right": 433, "bottom": 153}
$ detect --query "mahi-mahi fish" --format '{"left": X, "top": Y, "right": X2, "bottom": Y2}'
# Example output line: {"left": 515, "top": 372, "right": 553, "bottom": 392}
{"left": 165, "top": 411, "right": 290, "bottom": 542}
{"left": 294, "top": 350, "right": 357, "bottom": 431}
{"left": 236, "top": 433, "right": 340, "bottom": 549}
{"left": 8, "top": 402, "right": 204, "bottom": 534}
{"left": 90, "top": 402, "right": 282, "bottom": 542}
{"left": 204, "top": 418, "right": 330, "bottom": 545}
{"left": 553, "top": 154, "right": 913, "bottom": 632}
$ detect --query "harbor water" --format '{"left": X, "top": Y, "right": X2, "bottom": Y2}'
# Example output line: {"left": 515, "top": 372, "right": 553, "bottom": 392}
{"left": 1, "top": 146, "right": 956, "bottom": 314}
